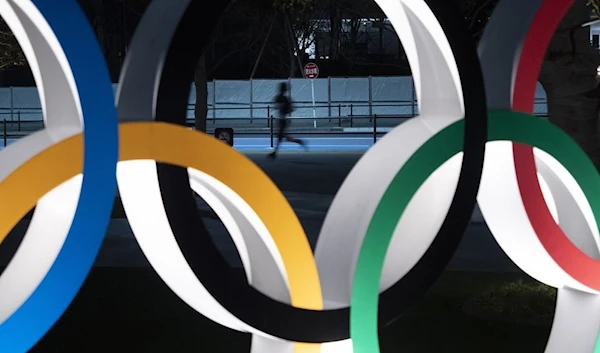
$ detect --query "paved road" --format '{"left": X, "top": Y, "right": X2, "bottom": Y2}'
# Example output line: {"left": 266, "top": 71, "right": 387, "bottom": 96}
{"left": 0, "top": 150, "right": 519, "bottom": 273}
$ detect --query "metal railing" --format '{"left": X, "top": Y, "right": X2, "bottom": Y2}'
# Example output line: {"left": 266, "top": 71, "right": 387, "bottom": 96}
{"left": 0, "top": 76, "right": 550, "bottom": 120}
{"left": 0, "top": 98, "right": 549, "bottom": 122}
{"left": 0, "top": 111, "right": 550, "bottom": 148}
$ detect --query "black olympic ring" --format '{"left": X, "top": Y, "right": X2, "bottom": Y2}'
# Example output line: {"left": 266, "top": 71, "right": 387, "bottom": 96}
{"left": 152, "top": 0, "right": 486, "bottom": 343}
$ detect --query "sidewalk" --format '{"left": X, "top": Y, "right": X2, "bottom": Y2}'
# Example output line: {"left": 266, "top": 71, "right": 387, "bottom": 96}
{"left": 0, "top": 151, "right": 519, "bottom": 273}
{"left": 94, "top": 191, "right": 516, "bottom": 272}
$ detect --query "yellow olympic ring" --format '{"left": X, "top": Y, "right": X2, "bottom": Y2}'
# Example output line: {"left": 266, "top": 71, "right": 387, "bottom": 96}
{"left": 0, "top": 122, "right": 323, "bottom": 353}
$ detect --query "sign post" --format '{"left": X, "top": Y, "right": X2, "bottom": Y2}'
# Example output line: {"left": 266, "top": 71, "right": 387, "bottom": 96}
{"left": 303, "top": 62, "right": 319, "bottom": 128}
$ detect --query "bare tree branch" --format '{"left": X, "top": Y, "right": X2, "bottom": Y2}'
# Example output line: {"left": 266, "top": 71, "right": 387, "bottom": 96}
{"left": 0, "top": 18, "right": 26, "bottom": 70}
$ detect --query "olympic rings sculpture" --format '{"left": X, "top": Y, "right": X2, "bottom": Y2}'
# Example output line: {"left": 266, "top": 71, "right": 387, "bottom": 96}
{"left": 0, "top": 0, "right": 599, "bottom": 352}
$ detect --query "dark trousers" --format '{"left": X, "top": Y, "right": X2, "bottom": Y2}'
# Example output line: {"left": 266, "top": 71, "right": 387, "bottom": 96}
{"left": 272, "top": 118, "right": 303, "bottom": 153}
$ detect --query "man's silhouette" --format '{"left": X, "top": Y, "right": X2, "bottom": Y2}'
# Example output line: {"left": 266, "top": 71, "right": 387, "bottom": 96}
{"left": 268, "top": 82, "right": 307, "bottom": 159}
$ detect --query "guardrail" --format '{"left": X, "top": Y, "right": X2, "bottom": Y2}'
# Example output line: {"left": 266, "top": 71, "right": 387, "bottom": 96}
{"left": 0, "top": 99, "right": 549, "bottom": 121}
{"left": 0, "top": 112, "right": 550, "bottom": 148}
{"left": 0, "top": 102, "right": 417, "bottom": 122}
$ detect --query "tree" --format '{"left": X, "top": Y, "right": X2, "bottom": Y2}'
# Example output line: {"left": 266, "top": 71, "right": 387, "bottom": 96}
{"left": 312, "top": 0, "right": 408, "bottom": 73}
{"left": 540, "top": 0, "right": 600, "bottom": 168}
{"left": 0, "top": 0, "right": 144, "bottom": 82}
{"left": 296, "top": 0, "right": 492, "bottom": 75}
{"left": 458, "top": 0, "right": 499, "bottom": 40}
{"left": 0, "top": 19, "right": 25, "bottom": 72}
{"left": 193, "top": 0, "right": 318, "bottom": 132}
{"left": 79, "top": 0, "right": 136, "bottom": 81}
{"left": 455, "top": 0, "right": 600, "bottom": 170}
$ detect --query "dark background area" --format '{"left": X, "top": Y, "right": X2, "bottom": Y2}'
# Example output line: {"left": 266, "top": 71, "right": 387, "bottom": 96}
{"left": 0, "top": 0, "right": 499, "bottom": 85}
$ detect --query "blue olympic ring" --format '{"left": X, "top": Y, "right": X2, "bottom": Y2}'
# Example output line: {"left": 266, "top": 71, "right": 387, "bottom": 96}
{"left": 0, "top": 1, "right": 118, "bottom": 351}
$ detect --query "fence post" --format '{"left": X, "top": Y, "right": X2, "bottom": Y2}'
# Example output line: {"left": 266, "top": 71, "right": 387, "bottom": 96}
{"left": 267, "top": 105, "right": 270, "bottom": 126}
{"left": 249, "top": 78, "right": 254, "bottom": 119}
{"left": 3, "top": 119, "right": 6, "bottom": 147}
{"left": 368, "top": 76, "right": 373, "bottom": 117}
{"left": 411, "top": 78, "right": 416, "bottom": 117}
{"left": 9, "top": 86, "right": 13, "bottom": 121}
{"left": 373, "top": 115, "right": 377, "bottom": 144}
{"left": 350, "top": 104, "right": 353, "bottom": 116}
{"left": 212, "top": 80, "right": 217, "bottom": 119}
{"left": 270, "top": 115, "right": 274, "bottom": 148}
{"left": 17, "top": 111, "right": 20, "bottom": 131}
{"left": 328, "top": 77, "right": 332, "bottom": 121}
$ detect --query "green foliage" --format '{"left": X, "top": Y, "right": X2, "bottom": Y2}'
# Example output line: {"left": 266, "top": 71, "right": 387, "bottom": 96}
{"left": 273, "top": 0, "right": 317, "bottom": 17}
{"left": 468, "top": 279, "right": 556, "bottom": 319}
{"left": 589, "top": 0, "right": 600, "bottom": 17}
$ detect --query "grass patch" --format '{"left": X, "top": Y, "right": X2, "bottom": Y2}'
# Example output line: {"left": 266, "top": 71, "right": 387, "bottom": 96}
{"left": 30, "top": 269, "right": 551, "bottom": 352}
{"left": 466, "top": 278, "right": 556, "bottom": 322}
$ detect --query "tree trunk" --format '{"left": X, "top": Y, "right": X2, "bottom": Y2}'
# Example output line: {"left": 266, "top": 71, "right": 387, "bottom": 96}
{"left": 250, "top": 19, "right": 274, "bottom": 79}
{"left": 330, "top": 5, "right": 341, "bottom": 60}
{"left": 378, "top": 21, "right": 384, "bottom": 54}
{"left": 194, "top": 53, "right": 208, "bottom": 133}
{"left": 347, "top": 19, "right": 360, "bottom": 62}
{"left": 286, "top": 16, "right": 304, "bottom": 77}
{"left": 540, "top": 0, "right": 600, "bottom": 168}
{"left": 284, "top": 17, "right": 300, "bottom": 77}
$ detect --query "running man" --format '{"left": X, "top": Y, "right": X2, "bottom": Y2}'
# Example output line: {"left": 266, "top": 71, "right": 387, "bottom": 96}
{"left": 268, "top": 82, "right": 307, "bottom": 159}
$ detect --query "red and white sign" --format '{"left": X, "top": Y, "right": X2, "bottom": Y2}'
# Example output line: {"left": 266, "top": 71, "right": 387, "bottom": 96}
{"left": 304, "top": 62, "right": 319, "bottom": 79}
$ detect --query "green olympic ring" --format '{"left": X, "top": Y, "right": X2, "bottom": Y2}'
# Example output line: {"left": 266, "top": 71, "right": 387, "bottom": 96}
{"left": 351, "top": 110, "right": 600, "bottom": 352}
